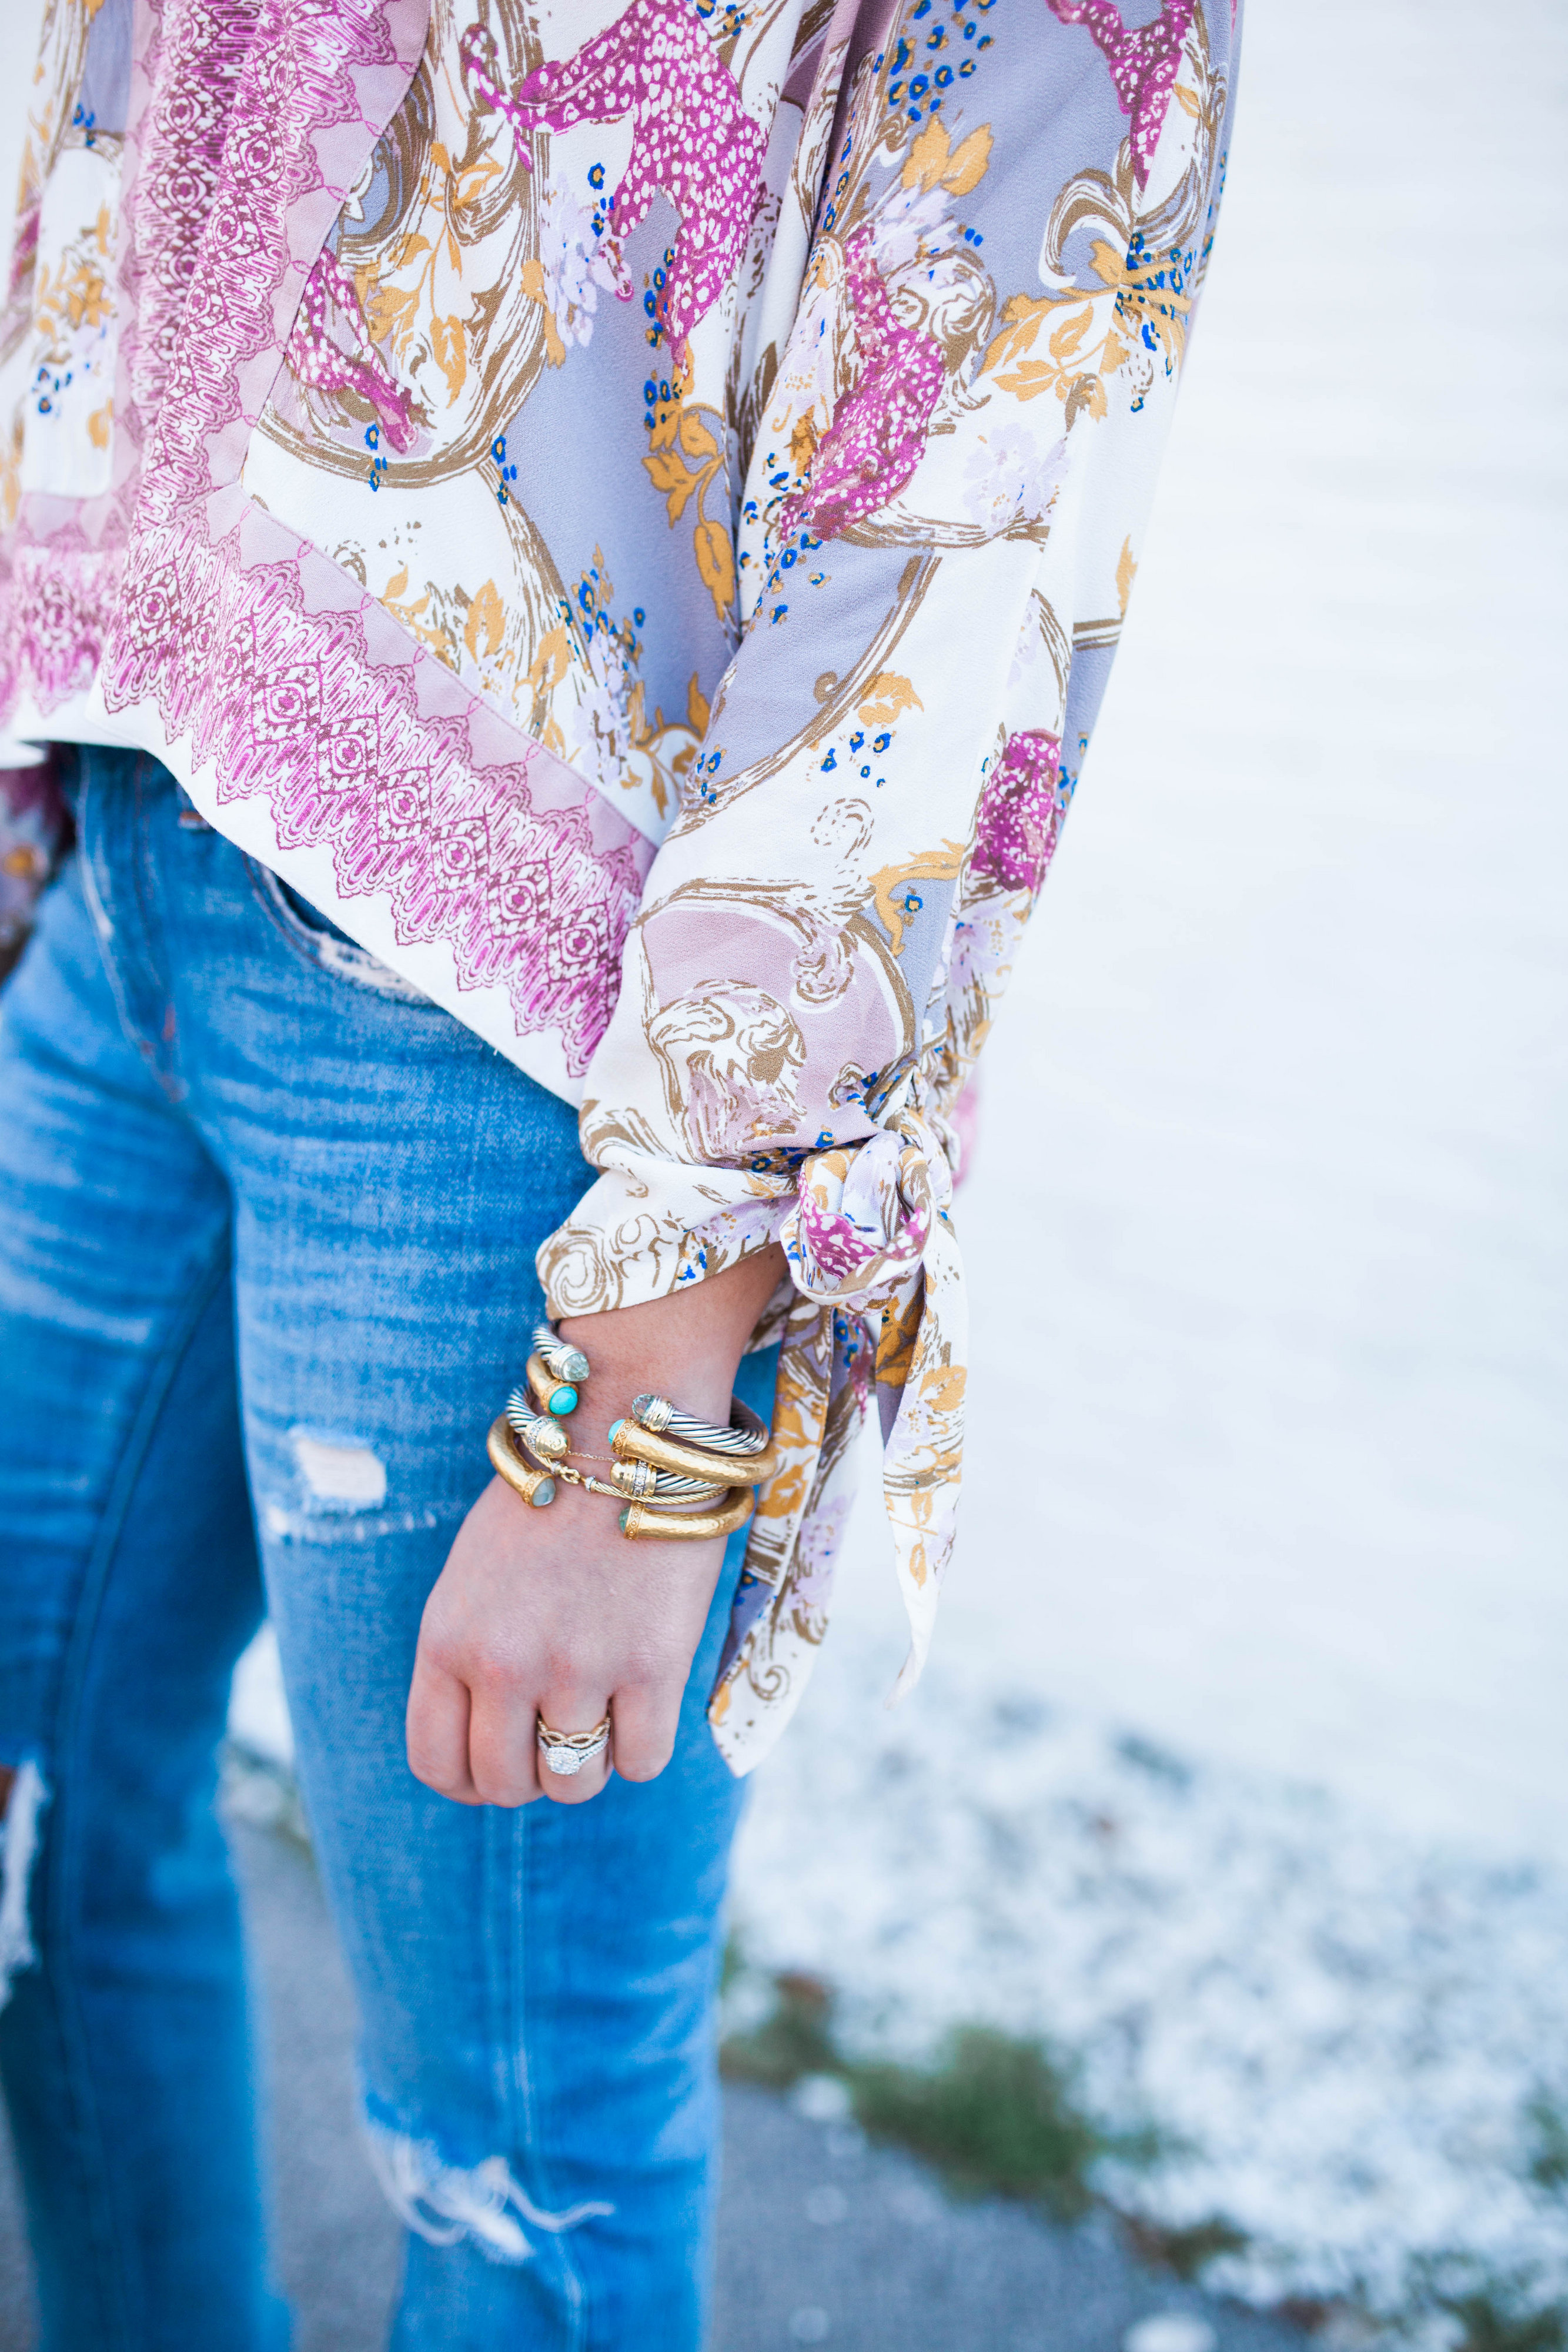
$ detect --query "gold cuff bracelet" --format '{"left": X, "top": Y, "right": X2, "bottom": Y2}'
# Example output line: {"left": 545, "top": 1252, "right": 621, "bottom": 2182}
{"left": 487, "top": 1415, "right": 558, "bottom": 1508}
{"left": 617, "top": 1488, "right": 755, "bottom": 1542}
{"left": 609, "top": 1415, "right": 781, "bottom": 1487}
{"left": 525, "top": 1351, "right": 580, "bottom": 1418}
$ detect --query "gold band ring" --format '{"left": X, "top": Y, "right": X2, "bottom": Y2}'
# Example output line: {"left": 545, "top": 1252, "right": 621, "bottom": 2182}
{"left": 536, "top": 1712, "right": 612, "bottom": 1778}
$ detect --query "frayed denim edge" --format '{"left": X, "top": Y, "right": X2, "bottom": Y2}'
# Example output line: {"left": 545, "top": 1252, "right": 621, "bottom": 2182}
{"left": 362, "top": 2117, "right": 614, "bottom": 2266}
{"left": 0, "top": 1762, "right": 49, "bottom": 2011}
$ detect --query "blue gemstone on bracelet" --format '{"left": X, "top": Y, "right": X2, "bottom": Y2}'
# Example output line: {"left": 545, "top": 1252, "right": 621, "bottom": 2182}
{"left": 531, "top": 1479, "right": 556, "bottom": 1507}
{"left": 547, "top": 1384, "right": 578, "bottom": 1416}
{"left": 609, "top": 1418, "right": 624, "bottom": 1444}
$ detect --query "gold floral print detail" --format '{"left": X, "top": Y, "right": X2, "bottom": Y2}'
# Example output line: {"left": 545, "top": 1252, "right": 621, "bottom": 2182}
{"left": 0, "top": 417, "right": 21, "bottom": 532}
{"left": 901, "top": 118, "right": 993, "bottom": 199}
{"left": 378, "top": 563, "right": 457, "bottom": 664}
{"left": 869, "top": 843, "right": 967, "bottom": 958}
{"left": 357, "top": 140, "right": 507, "bottom": 407}
{"left": 857, "top": 671, "right": 924, "bottom": 730}
{"left": 980, "top": 283, "right": 1119, "bottom": 420}
{"left": 29, "top": 200, "right": 115, "bottom": 356}
{"left": 463, "top": 577, "right": 505, "bottom": 662}
{"left": 516, "top": 258, "right": 566, "bottom": 368}
{"left": 2, "top": 0, "right": 93, "bottom": 363}
{"left": 1115, "top": 536, "right": 1137, "bottom": 617}
{"left": 641, "top": 360, "right": 737, "bottom": 627}
{"left": 875, "top": 1286, "right": 924, "bottom": 1392}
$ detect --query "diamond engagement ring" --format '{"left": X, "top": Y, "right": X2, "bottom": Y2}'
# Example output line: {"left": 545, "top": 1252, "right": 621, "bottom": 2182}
{"left": 536, "top": 1713, "right": 613, "bottom": 1778}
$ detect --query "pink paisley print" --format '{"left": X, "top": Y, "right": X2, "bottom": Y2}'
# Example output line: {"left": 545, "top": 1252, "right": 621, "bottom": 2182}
{"left": 112, "top": 531, "right": 647, "bottom": 1066}
{"left": 1045, "top": 0, "right": 1195, "bottom": 186}
{"left": 129, "top": 0, "right": 385, "bottom": 530}
{"left": 0, "top": 546, "right": 122, "bottom": 716}
{"left": 972, "top": 730, "right": 1066, "bottom": 897}
{"left": 284, "top": 246, "right": 419, "bottom": 453}
{"left": 777, "top": 229, "right": 944, "bottom": 544}
{"left": 125, "top": 0, "right": 253, "bottom": 424}
{"left": 460, "top": 0, "right": 765, "bottom": 362}
{"left": 0, "top": 0, "right": 251, "bottom": 723}
{"left": 100, "top": 0, "right": 651, "bottom": 1071}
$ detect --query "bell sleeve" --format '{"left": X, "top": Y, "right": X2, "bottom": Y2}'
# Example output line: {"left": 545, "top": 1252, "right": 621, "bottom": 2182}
{"left": 537, "top": 0, "right": 1243, "bottom": 1769}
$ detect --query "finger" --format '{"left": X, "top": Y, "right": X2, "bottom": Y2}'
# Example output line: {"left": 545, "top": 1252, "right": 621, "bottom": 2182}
{"left": 406, "top": 1653, "right": 483, "bottom": 1805}
{"left": 534, "top": 1689, "right": 614, "bottom": 1806}
{"left": 466, "top": 1673, "right": 545, "bottom": 1808}
{"left": 602, "top": 1683, "right": 682, "bottom": 1786}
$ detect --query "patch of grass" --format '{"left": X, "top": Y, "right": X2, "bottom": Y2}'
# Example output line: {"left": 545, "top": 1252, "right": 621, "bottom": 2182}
{"left": 722, "top": 1973, "right": 1166, "bottom": 2229}
{"left": 851, "top": 2026, "right": 1119, "bottom": 2219}
{"left": 1441, "top": 2293, "right": 1568, "bottom": 2352}
{"left": 720, "top": 1970, "right": 838, "bottom": 2092}
{"left": 717, "top": 1934, "right": 747, "bottom": 1998}
{"left": 723, "top": 1967, "right": 1568, "bottom": 2340}
{"left": 1525, "top": 2095, "right": 1568, "bottom": 2196}
{"left": 1122, "top": 2213, "right": 1251, "bottom": 2280}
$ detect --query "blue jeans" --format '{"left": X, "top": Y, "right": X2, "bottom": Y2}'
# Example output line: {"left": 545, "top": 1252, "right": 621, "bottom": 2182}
{"left": 0, "top": 748, "right": 761, "bottom": 2351}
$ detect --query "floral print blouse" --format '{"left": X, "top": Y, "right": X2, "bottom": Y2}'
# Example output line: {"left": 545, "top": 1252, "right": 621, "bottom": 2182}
{"left": 0, "top": 0, "right": 1241, "bottom": 1769}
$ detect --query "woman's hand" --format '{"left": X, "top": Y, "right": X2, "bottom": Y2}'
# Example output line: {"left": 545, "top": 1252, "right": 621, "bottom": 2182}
{"left": 405, "top": 1245, "right": 787, "bottom": 1806}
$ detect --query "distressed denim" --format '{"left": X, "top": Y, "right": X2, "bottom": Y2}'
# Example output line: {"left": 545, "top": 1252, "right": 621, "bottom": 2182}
{"left": 0, "top": 747, "right": 764, "bottom": 2352}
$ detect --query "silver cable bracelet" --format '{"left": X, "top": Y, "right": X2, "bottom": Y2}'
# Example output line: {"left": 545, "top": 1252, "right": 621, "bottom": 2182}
{"left": 630, "top": 1392, "right": 773, "bottom": 1455}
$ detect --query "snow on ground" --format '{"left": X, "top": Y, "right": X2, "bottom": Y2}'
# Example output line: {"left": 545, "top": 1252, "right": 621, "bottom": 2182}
{"left": 728, "top": 1602, "right": 1568, "bottom": 2333}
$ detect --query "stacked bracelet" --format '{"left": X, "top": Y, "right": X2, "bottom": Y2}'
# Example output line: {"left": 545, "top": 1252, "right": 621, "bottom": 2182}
{"left": 524, "top": 1321, "right": 586, "bottom": 1416}
{"left": 533, "top": 1324, "right": 590, "bottom": 1385}
{"left": 490, "top": 1324, "right": 778, "bottom": 1542}
{"left": 627, "top": 1391, "right": 773, "bottom": 1456}
{"left": 487, "top": 1414, "right": 559, "bottom": 1508}
{"left": 608, "top": 1398, "right": 778, "bottom": 1541}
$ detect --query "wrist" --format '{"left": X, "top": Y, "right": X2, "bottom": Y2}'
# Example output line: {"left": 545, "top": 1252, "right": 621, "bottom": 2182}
{"left": 483, "top": 1248, "right": 786, "bottom": 1542}
{"left": 556, "top": 1244, "right": 787, "bottom": 1431}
